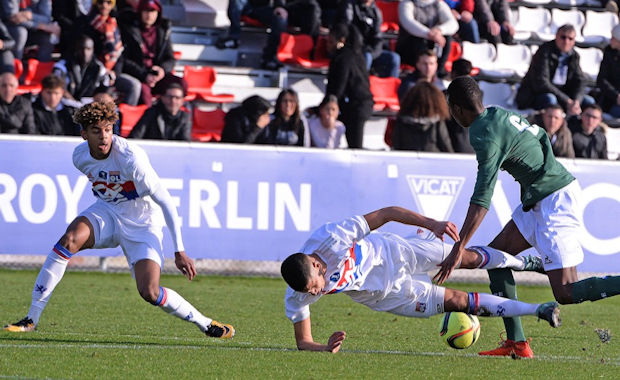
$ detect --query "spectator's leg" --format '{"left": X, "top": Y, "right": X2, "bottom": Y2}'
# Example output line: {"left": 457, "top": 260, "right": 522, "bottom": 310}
{"left": 580, "top": 95, "right": 596, "bottom": 108}
{"left": 458, "top": 19, "right": 480, "bottom": 43}
{"left": 364, "top": 51, "right": 373, "bottom": 71}
{"left": 533, "top": 93, "right": 557, "bottom": 110}
{"left": 395, "top": 35, "right": 426, "bottom": 67}
{"left": 115, "top": 74, "right": 142, "bottom": 106}
{"left": 436, "top": 36, "right": 453, "bottom": 78}
{"left": 30, "top": 30, "right": 54, "bottom": 62}
{"left": 372, "top": 51, "right": 401, "bottom": 78}
{"left": 140, "top": 82, "right": 153, "bottom": 107}
{"left": 0, "top": 50, "right": 15, "bottom": 74}
{"left": 478, "top": 22, "right": 501, "bottom": 45}
{"left": 500, "top": 25, "right": 514, "bottom": 45}
{"left": 228, "top": 0, "right": 247, "bottom": 39}
{"left": 609, "top": 104, "right": 620, "bottom": 118}
{"left": 340, "top": 103, "right": 371, "bottom": 149}
{"left": 262, "top": 8, "right": 287, "bottom": 65}
{"left": 7, "top": 25, "right": 28, "bottom": 60}
{"left": 286, "top": 0, "right": 321, "bottom": 38}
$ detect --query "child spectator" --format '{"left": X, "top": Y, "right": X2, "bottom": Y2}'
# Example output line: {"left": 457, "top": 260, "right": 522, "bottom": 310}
{"left": 307, "top": 94, "right": 346, "bottom": 148}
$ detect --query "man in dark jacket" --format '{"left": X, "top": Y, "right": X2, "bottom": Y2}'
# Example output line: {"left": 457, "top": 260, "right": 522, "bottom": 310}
{"left": 337, "top": 0, "right": 400, "bottom": 78}
{"left": 596, "top": 24, "right": 620, "bottom": 118}
{"left": 0, "top": 72, "right": 34, "bottom": 133}
{"left": 32, "top": 74, "right": 80, "bottom": 136}
{"left": 129, "top": 83, "right": 191, "bottom": 141}
{"left": 117, "top": 0, "right": 183, "bottom": 106}
{"left": 52, "top": 35, "right": 109, "bottom": 102}
{"left": 568, "top": 104, "right": 608, "bottom": 159}
{"left": 516, "top": 24, "right": 590, "bottom": 114}
{"left": 528, "top": 104, "right": 574, "bottom": 158}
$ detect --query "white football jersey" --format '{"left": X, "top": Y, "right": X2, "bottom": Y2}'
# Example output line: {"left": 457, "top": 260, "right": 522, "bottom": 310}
{"left": 285, "top": 216, "right": 424, "bottom": 323}
{"left": 73, "top": 135, "right": 165, "bottom": 228}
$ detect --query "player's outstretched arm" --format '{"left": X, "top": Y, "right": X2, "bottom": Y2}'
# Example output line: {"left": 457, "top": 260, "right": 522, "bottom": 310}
{"left": 294, "top": 318, "right": 345, "bottom": 353}
{"left": 174, "top": 251, "right": 196, "bottom": 281}
{"left": 363, "top": 206, "right": 459, "bottom": 242}
{"left": 434, "top": 203, "right": 488, "bottom": 284}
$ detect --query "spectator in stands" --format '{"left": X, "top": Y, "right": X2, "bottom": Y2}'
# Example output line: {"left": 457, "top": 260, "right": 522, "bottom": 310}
{"left": 0, "top": 72, "right": 34, "bottom": 133}
{"left": 262, "top": 88, "right": 310, "bottom": 146}
{"left": 326, "top": 23, "right": 373, "bottom": 149}
{"left": 337, "top": 0, "right": 400, "bottom": 78}
{"left": 32, "top": 74, "right": 80, "bottom": 136}
{"left": 93, "top": 85, "right": 121, "bottom": 135}
{"left": 396, "top": 0, "right": 458, "bottom": 78}
{"left": 398, "top": 49, "right": 445, "bottom": 101}
{"left": 445, "top": 0, "right": 479, "bottom": 43}
{"left": 129, "top": 82, "right": 191, "bottom": 141}
{"left": 52, "top": 35, "right": 110, "bottom": 102}
{"left": 0, "top": 19, "right": 15, "bottom": 73}
{"left": 307, "top": 94, "right": 346, "bottom": 148}
{"left": 117, "top": 0, "right": 184, "bottom": 106}
{"left": 0, "top": 0, "right": 58, "bottom": 61}
{"left": 52, "top": 0, "right": 91, "bottom": 57}
{"left": 392, "top": 81, "right": 454, "bottom": 152}
{"left": 528, "top": 104, "right": 575, "bottom": 158}
{"left": 318, "top": 0, "right": 341, "bottom": 30}
{"left": 569, "top": 104, "right": 608, "bottom": 159}
{"left": 76, "top": 0, "right": 124, "bottom": 73}
{"left": 215, "top": 0, "right": 321, "bottom": 70}
{"left": 516, "top": 24, "right": 592, "bottom": 114}
{"left": 221, "top": 94, "right": 272, "bottom": 143}
{"left": 473, "top": 0, "right": 514, "bottom": 45}
{"left": 445, "top": 58, "right": 474, "bottom": 153}
{"left": 596, "top": 24, "right": 620, "bottom": 119}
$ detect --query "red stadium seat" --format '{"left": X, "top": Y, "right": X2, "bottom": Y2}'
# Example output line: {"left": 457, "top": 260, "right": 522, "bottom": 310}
{"left": 369, "top": 75, "right": 401, "bottom": 111}
{"left": 192, "top": 108, "right": 226, "bottom": 142}
{"left": 17, "top": 59, "right": 54, "bottom": 94}
{"left": 173, "top": 51, "right": 182, "bottom": 60}
{"left": 276, "top": 33, "right": 330, "bottom": 69}
{"left": 444, "top": 40, "right": 463, "bottom": 73}
{"left": 118, "top": 103, "right": 149, "bottom": 137}
{"left": 376, "top": 0, "right": 399, "bottom": 33}
{"left": 13, "top": 59, "right": 23, "bottom": 79}
{"left": 183, "top": 66, "right": 235, "bottom": 103}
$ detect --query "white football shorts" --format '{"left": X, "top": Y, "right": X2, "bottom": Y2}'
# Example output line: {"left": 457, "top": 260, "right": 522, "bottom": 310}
{"left": 512, "top": 179, "right": 584, "bottom": 271}
{"left": 80, "top": 202, "right": 165, "bottom": 270}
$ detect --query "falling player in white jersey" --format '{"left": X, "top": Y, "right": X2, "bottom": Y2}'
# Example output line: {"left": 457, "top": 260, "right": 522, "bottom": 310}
{"left": 281, "top": 206, "right": 558, "bottom": 352}
{"left": 4, "top": 102, "right": 234, "bottom": 339}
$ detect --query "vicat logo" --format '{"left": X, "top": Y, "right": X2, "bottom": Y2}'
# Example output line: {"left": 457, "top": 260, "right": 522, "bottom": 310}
{"left": 406, "top": 175, "right": 465, "bottom": 221}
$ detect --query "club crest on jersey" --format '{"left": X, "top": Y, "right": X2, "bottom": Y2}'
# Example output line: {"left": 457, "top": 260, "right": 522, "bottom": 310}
{"left": 330, "top": 272, "right": 340, "bottom": 282}
{"left": 406, "top": 175, "right": 465, "bottom": 221}
{"left": 98, "top": 171, "right": 108, "bottom": 180}
{"left": 109, "top": 171, "right": 121, "bottom": 183}
{"left": 415, "top": 302, "right": 426, "bottom": 313}
{"left": 328, "top": 242, "right": 363, "bottom": 294}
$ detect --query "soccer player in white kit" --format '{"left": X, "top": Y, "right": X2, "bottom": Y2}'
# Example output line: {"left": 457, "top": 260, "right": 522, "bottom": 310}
{"left": 4, "top": 102, "right": 234, "bottom": 339}
{"left": 281, "top": 206, "right": 559, "bottom": 352}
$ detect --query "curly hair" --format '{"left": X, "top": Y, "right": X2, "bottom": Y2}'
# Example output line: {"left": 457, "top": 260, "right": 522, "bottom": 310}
{"left": 73, "top": 101, "right": 119, "bottom": 129}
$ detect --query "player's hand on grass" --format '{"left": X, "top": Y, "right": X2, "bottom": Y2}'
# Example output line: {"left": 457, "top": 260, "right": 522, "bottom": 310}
{"left": 326, "top": 331, "right": 346, "bottom": 353}
{"left": 174, "top": 251, "right": 196, "bottom": 281}
{"left": 433, "top": 243, "right": 464, "bottom": 285}
{"left": 429, "top": 220, "right": 460, "bottom": 242}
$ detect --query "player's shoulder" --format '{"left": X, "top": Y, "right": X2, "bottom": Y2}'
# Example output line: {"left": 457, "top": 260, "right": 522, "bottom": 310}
{"left": 111, "top": 135, "right": 149, "bottom": 163}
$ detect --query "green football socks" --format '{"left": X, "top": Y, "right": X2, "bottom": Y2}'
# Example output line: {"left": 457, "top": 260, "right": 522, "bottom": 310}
{"left": 488, "top": 268, "right": 527, "bottom": 342}
{"left": 571, "top": 275, "right": 620, "bottom": 303}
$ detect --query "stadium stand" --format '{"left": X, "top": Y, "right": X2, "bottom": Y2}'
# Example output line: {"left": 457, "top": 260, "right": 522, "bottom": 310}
{"left": 512, "top": 6, "right": 552, "bottom": 41}
{"left": 17, "top": 59, "right": 55, "bottom": 95}
{"left": 192, "top": 107, "right": 226, "bottom": 142}
{"left": 369, "top": 76, "right": 401, "bottom": 112}
{"left": 118, "top": 104, "right": 149, "bottom": 138}
{"left": 183, "top": 65, "right": 235, "bottom": 103}
{"left": 582, "top": 10, "right": 619, "bottom": 44}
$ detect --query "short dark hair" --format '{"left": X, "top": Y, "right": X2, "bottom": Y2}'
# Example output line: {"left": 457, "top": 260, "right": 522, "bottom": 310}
{"left": 41, "top": 74, "right": 65, "bottom": 90}
{"left": 451, "top": 59, "right": 473, "bottom": 78}
{"left": 165, "top": 82, "right": 185, "bottom": 96}
{"left": 73, "top": 101, "right": 119, "bottom": 129}
{"left": 544, "top": 103, "right": 564, "bottom": 113}
{"left": 280, "top": 253, "right": 312, "bottom": 292}
{"left": 557, "top": 24, "right": 576, "bottom": 35}
{"left": 446, "top": 76, "right": 483, "bottom": 112}
{"left": 416, "top": 49, "right": 437, "bottom": 63}
{"left": 583, "top": 103, "right": 602, "bottom": 113}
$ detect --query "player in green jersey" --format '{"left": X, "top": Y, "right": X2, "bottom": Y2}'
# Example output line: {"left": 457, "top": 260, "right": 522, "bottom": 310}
{"left": 436, "top": 76, "right": 620, "bottom": 358}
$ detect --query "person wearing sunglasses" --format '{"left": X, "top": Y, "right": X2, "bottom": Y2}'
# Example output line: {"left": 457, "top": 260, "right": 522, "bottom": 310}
{"left": 516, "top": 24, "right": 594, "bottom": 115}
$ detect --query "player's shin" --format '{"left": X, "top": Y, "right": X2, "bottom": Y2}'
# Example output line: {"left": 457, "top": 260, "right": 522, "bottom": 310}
{"left": 570, "top": 275, "right": 620, "bottom": 303}
{"left": 154, "top": 286, "right": 212, "bottom": 332}
{"left": 27, "top": 245, "right": 72, "bottom": 326}
{"left": 488, "top": 268, "right": 527, "bottom": 342}
{"left": 468, "top": 292, "right": 537, "bottom": 317}
{"left": 470, "top": 246, "right": 525, "bottom": 270}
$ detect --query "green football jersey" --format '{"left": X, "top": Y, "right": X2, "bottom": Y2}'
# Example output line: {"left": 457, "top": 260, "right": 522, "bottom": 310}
{"left": 468, "top": 107, "right": 575, "bottom": 211}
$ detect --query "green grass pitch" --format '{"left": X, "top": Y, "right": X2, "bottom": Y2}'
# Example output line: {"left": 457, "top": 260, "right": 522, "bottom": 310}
{"left": 1, "top": 269, "right": 618, "bottom": 379}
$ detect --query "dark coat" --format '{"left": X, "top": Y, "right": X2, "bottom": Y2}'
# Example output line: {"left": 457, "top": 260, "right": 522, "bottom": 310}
{"left": 129, "top": 102, "right": 191, "bottom": 141}
{"left": 118, "top": 13, "right": 175, "bottom": 81}
{"left": 337, "top": 0, "right": 383, "bottom": 59}
{"left": 220, "top": 105, "right": 267, "bottom": 144}
{"left": 326, "top": 45, "right": 374, "bottom": 111}
{"left": 596, "top": 45, "right": 620, "bottom": 113}
{"left": 568, "top": 116, "right": 608, "bottom": 159}
{"left": 53, "top": 58, "right": 108, "bottom": 101}
{"left": 516, "top": 40, "right": 586, "bottom": 109}
{"left": 0, "top": 95, "right": 35, "bottom": 134}
{"left": 391, "top": 115, "right": 454, "bottom": 152}
{"left": 32, "top": 97, "right": 80, "bottom": 136}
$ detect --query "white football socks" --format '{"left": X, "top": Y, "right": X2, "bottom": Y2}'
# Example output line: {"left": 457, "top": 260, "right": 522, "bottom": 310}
{"left": 470, "top": 246, "right": 525, "bottom": 270}
{"left": 156, "top": 287, "right": 212, "bottom": 332}
{"left": 468, "top": 292, "right": 538, "bottom": 317}
{"left": 27, "top": 245, "right": 71, "bottom": 326}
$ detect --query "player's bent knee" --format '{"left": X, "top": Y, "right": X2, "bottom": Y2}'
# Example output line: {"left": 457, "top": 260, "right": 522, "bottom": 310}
{"left": 138, "top": 285, "right": 160, "bottom": 305}
{"left": 443, "top": 289, "right": 469, "bottom": 312}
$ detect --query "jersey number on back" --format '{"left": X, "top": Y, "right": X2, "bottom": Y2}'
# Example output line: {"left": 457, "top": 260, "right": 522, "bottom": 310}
{"left": 509, "top": 115, "right": 539, "bottom": 136}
